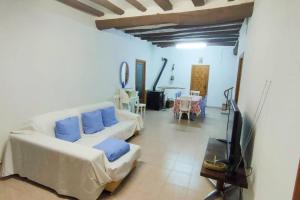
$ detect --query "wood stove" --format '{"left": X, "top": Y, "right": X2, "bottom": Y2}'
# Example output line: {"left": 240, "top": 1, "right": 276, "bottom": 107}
{"left": 146, "top": 58, "right": 167, "bottom": 110}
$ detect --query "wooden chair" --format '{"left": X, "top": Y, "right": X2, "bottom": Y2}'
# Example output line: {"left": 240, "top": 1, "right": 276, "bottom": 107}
{"left": 134, "top": 91, "right": 146, "bottom": 117}
{"left": 178, "top": 96, "right": 192, "bottom": 122}
{"left": 190, "top": 90, "right": 200, "bottom": 96}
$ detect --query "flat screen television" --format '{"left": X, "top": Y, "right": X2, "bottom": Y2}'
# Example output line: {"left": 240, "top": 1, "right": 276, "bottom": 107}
{"left": 226, "top": 99, "right": 243, "bottom": 172}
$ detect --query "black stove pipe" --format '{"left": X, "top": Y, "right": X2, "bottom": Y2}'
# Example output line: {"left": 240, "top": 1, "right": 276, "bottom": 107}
{"left": 153, "top": 57, "right": 168, "bottom": 91}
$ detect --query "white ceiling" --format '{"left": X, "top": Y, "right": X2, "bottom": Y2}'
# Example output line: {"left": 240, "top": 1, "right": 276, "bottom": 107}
{"left": 79, "top": 0, "right": 254, "bottom": 20}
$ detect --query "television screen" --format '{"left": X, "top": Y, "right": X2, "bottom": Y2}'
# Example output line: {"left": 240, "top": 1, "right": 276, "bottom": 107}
{"left": 226, "top": 102, "right": 235, "bottom": 160}
{"left": 226, "top": 100, "right": 243, "bottom": 169}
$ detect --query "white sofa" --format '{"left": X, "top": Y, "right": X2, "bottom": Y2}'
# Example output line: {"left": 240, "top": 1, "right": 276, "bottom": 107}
{"left": 1, "top": 102, "right": 143, "bottom": 200}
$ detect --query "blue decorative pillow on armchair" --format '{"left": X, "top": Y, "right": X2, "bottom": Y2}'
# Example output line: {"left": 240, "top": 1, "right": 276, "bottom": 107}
{"left": 101, "top": 107, "right": 119, "bottom": 127}
{"left": 55, "top": 116, "right": 81, "bottom": 142}
{"left": 81, "top": 109, "right": 105, "bottom": 134}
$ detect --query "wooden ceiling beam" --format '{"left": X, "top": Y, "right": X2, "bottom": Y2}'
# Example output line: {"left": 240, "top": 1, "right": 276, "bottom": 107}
{"left": 95, "top": 2, "right": 253, "bottom": 30}
{"left": 134, "top": 28, "right": 240, "bottom": 38}
{"left": 192, "top": 0, "right": 205, "bottom": 7}
{"left": 132, "top": 26, "right": 241, "bottom": 37}
{"left": 143, "top": 35, "right": 239, "bottom": 42}
{"left": 124, "top": 21, "right": 243, "bottom": 33}
{"left": 153, "top": 0, "right": 173, "bottom": 11}
{"left": 57, "top": 0, "right": 104, "bottom": 17}
{"left": 140, "top": 32, "right": 239, "bottom": 40}
{"left": 156, "top": 41, "right": 236, "bottom": 47}
{"left": 152, "top": 38, "right": 238, "bottom": 44}
{"left": 126, "top": 0, "right": 147, "bottom": 12}
{"left": 90, "top": 0, "right": 124, "bottom": 15}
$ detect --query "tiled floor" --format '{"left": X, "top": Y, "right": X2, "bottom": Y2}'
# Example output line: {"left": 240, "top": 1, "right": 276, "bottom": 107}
{"left": 0, "top": 108, "right": 231, "bottom": 200}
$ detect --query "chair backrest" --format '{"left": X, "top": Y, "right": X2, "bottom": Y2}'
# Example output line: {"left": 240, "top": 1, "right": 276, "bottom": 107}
{"left": 119, "top": 89, "right": 130, "bottom": 104}
{"left": 190, "top": 90, "right": 200, "bottom": 96}
{"left": 175, "top": 91, "right": 182, "bottom": 99}
{"left": 179, "top": 97, "right": 192, "bottom": 111}
{"left": 113, "top": 95, "right": 120, "bottom": 109}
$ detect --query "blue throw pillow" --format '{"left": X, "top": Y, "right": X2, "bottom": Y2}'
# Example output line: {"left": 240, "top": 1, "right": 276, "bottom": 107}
{"left": 93, "top": 138, "right": 130, "bottom": 162}
{"left": 55, "top": 116, "right": 81, "bottom": 142}
{"left": 81, "top": 109, "right": 105, "bottom": 134}
{"left": 101, "top": 107, "right": 118, "bottom": 127}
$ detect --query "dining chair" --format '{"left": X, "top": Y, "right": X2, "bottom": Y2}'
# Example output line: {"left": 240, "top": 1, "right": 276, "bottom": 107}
{"left": 175, "top": 91, "right": 182, "bottom": 99}
{"left": 134, "top": 91, "right": 146, "bottom": 117}
{"left": 119, "top": 89, "right": 131, "bottom": 111}
{"left": 190, "top": 90, "right": 200, "bottom": 96}
{"left": 113, "top": 95, "right": 120, "bottom": 109}
{"left": 178, "top": 96, "right": 192, "bottom": 122}
{"left": 200, "top": 95, "right": 207, "bottom": 118}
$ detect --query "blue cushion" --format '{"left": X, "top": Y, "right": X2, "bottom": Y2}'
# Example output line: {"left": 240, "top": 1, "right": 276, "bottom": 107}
{"left": 55, "top": 116, "right": 81, "bottom": 142}
{"left": 101, "top": 107, "right": 118, "bottom": 127}
{"left": 93, "top": 138, "right": 130, "bottom": 162}
{"left": 81, "top": 109, "right": 105, "bottom": 134}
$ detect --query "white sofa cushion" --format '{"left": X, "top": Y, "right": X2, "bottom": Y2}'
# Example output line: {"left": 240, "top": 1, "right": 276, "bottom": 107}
{"left": 104, "top": 144, "right": 141, "bottom": 181}
{"left": 76, "top": 120, "right": 136, "bottom": 146}
{"left": 77, "top": 135, "right": 140, "bottom": 181}
{"left": 75, "top": 121, "right": 139, "bottom": 181}
{"left": 30, "top": 109, "right": 80, "bottom": 137}
{"left": 30, "top": 102, "right": 128, "bottom": 137}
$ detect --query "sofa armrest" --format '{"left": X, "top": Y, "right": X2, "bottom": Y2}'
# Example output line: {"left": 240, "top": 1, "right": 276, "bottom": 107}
{"left": 1, "top": 130, "right": 111, "bottom": 200}
{"left": 116, "top": 109, "right": 144, "bottom": 130}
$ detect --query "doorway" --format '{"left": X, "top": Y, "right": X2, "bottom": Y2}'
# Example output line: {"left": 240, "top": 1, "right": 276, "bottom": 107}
{"left": 235, "top": 55, "right": 244, "bottom": 103}
{"left": 135, "top": 59, "right": 146, "bottom": 103}
{"left": 190, "top": 65, "right": 210, "bottom": 96}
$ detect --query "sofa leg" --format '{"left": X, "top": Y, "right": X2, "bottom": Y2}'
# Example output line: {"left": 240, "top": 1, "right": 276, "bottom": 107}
{"left": 134, "top": 130, "right": 139, "bottom": 136}
{"left": 105, "top": 180, "right": 122, "bottom": 193}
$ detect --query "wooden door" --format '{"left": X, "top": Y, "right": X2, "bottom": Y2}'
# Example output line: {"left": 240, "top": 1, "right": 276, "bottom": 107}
{"left": 235, "top": 56, "right": 244, "bottom": 103}
{"left": 190, "top": 65, "right": 209, "bottom": 96}
{"left": 135, "top": 59, "right": 146, "bottom": 103}
{"left": 293, "top": 161, "right": 300, "bottom": 200}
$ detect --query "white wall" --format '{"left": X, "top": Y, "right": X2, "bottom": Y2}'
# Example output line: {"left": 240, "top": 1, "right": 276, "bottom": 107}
{"left": 237, "top": 0, "right": 300, "bottom": 199}
{"left": 148, "top": 46, "right": 238, "bottom": 107}
{"left": 0, "top": 0, "right": 153, "bottom": 159}
{"left": 0, "top": 0, "right": 245, "bottom": 161}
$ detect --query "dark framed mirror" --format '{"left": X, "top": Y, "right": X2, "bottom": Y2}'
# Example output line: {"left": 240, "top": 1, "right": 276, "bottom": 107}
{"left": 120, "top": 61, "right": 129, "bottom": 88}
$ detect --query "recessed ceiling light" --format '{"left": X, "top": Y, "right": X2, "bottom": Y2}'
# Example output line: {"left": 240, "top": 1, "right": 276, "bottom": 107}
{"left": 175, "top": 42, "right": 207, "bottom": 49}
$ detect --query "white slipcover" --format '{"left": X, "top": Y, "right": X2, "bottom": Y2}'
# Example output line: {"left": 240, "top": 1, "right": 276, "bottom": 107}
{"left": 1, "top": 101, "right": 143, "bottom": 200}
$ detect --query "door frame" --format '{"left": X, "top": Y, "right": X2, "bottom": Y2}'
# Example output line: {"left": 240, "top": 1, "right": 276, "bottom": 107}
{"left": 135, "top": 59, "right": 146, "bottom": 103}
{"left": 235, "top": 54, "right": 244, "bottom": 103}
{"left": 190, "top": 65, "right": 210, "bottom": 96}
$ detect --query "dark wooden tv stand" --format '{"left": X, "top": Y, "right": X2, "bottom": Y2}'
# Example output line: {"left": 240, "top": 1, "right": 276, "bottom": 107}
{"left": 200, "top": 138, "right": 248, "bottom": 200}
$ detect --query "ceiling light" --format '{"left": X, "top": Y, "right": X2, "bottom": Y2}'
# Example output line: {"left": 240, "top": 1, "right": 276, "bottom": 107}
{"left": 175, "top": 42, "right": 207, "bottom": 49}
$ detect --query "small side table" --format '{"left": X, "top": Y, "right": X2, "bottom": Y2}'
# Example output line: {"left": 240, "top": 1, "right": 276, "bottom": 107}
{"left": 200, "top": 138, "right": 248, "bottom": 200}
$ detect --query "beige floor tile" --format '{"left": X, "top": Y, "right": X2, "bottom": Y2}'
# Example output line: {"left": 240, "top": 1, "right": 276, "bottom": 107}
{"left": 188, "top": 175, "right": 214, "bottom": 191}
{"left": 167, "top": 170, "right": 191, "bottom": 187}
{"left": 173, "top": 161, "right": 194, "bottom": 175}
{"left": 157, "top": 183, "right": 188, "bottom": 200}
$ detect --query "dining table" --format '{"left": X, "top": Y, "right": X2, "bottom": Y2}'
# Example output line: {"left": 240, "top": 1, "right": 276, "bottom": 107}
{"left": 173, "top": 95, "right": 203, "bottom": 116}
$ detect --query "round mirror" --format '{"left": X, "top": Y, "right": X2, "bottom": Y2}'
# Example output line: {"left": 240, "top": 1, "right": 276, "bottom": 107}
{"left": 120, "top": 61, "right": 129, "bottom": 88}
